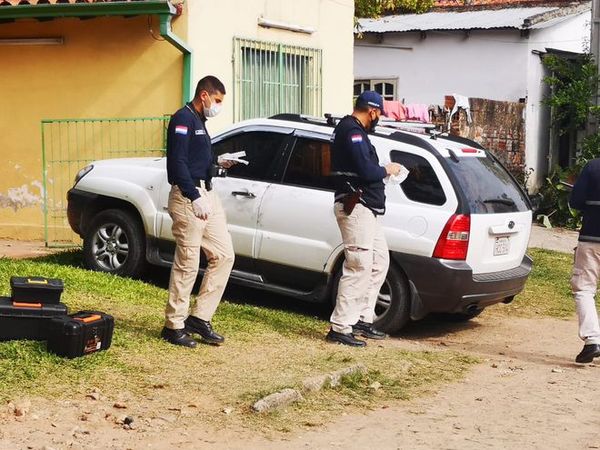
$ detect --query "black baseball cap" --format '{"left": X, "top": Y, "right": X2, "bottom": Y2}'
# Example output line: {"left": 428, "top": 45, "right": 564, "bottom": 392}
{"left": 356, "top": 91, "right": 386, "bottom": 115}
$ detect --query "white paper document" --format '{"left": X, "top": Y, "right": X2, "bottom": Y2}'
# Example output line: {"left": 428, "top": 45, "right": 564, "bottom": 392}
{"left": 218, "top": 151, "right": 249, "bottom": 165}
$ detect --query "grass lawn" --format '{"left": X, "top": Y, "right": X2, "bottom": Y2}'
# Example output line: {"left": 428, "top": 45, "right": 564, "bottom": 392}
{"left": 0, "top": 251, "right": 475, "bottom": 430}
{"left": 498, "top": 248, "right": 577, "bottom": 319}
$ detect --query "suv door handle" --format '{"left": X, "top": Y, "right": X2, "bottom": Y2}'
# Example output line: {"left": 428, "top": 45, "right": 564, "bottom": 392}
{"left": 231, "top": 190, "right": 256, "bottom": 199}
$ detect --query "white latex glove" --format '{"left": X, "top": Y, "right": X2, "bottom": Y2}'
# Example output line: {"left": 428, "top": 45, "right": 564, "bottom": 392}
{"left": 192, "top": 196, "right": 211, "bottom": 220}
{"left": 387, "top": 165, "right": 410, "bottom": 185}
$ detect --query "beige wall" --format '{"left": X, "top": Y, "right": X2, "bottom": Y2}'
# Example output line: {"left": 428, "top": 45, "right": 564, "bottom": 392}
{"left": 0, "top": 15, "right": 186, "bottom": 240}
{"left": 186, "top": 0, "right": 355, "bottom": 133}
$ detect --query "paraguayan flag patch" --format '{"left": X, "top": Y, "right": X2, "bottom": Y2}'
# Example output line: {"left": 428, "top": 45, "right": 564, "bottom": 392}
{"left": 175, "top": 125, "right": 188, "bottom": 135}
{"left": 351, "top": 134, "right": 363, "bottom": 143}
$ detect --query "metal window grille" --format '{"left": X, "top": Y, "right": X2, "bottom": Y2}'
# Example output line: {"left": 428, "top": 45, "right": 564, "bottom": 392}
{"left": 233, "top": 37, "right": 322, "bottom": 121}
{"left": 41, "top": 117, "right": 169, "bottom": 247}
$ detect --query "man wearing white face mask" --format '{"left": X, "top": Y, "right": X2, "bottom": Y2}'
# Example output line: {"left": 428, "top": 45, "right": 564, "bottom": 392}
{"left": 162, "top": 76, "right": 235, "bottom": 348}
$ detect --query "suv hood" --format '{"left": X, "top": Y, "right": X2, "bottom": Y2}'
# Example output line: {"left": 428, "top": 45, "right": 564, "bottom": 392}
{"left": 91, "top": 157, "right": 165, "bottom": 168}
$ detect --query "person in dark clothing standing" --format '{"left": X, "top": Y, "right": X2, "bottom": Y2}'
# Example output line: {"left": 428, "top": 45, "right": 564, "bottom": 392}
{"left": 162, "top": 76, "right": 235, "bottom": 348}
{"left": 569, "top": 158, "right": 600, "bottom": 363}
{"left": 326, "top": 91, "right": 403, "bottom": 347}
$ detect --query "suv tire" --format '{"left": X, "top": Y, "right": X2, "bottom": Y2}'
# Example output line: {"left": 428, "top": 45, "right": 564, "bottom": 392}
{"left": 83, "top": 208, "right": 147, "bottom": 278}
{"left": 331, "top": 260, "right": 410, "bottom": 334}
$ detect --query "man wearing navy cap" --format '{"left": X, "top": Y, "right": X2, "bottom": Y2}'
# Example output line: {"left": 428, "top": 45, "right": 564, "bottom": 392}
{"left": 327, "top": 91, "right": 403, "bottom": 347}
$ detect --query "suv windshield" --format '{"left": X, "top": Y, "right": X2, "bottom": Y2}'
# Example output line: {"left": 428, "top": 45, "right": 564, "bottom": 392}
{"left": 446, "top": 155, "right": 530, "bottom": 214}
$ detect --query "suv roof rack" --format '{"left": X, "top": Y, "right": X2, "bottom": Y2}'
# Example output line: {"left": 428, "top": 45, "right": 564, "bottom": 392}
{"left": 268, "top": 113, "right": 486, "bottom": 154}
{"left": 378, "top": 118, "right": 436, "bottom": 131}
{"left": 269, "top": 113, "right": 340, "bottom": 127}
{"left": 269, "top": 113, "right": 439, "bottom": 132}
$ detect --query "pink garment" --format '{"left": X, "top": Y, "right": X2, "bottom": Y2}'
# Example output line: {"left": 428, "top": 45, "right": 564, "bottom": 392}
{"left": 383, "top": 100, "right": 407, "bottom": 121}
{"left": 405, "top": 104, "right": 431, "bottom": 123}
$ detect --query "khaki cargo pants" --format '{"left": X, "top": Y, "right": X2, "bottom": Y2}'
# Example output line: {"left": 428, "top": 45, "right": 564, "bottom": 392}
{"left": 330, "top": 202, "right": 390, "bottom": 334}
{"left": 164, "top": 185, "right": 235, "bottom": 330}
{"left": 571, "top": 242, "right": 600, "bottom": 345}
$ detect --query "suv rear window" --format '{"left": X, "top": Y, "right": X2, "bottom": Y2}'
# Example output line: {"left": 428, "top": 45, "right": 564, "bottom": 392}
{"left": 446, "top": 154, "right": 530, "bottom": 214}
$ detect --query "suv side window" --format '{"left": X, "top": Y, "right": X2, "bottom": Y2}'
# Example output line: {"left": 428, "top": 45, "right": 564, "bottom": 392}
{"left": 283, "top": 137, "right": 335, "bottom": 191}
{"left": 212, "top": 131, "right": 288, "bottom": 181}
{"left": 390, "top": 150, "right": 446, "bottom": 205}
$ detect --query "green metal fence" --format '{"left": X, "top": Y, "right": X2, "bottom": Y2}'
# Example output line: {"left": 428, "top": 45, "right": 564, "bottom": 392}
{"left": 233, "top": 37, "right": 323, "bottom": 121}
{"left": 41, "top": 117, "right": 169, "bottom": 247}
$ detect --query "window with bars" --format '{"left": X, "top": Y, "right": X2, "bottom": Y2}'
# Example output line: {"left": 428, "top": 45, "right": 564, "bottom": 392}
{"left": 353, "top": 79, "right": 397, "bottom": 101}
{"left": 233, "top": 38, "right": 322, "bottom": 121}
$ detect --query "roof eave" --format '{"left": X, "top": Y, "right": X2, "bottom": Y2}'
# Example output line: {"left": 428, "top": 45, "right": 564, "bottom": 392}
{"left": 356, "top": 26, "right": 523, "bottom": 34}
{"left": 0, "top": 1, "right": 176, "bottom": 21}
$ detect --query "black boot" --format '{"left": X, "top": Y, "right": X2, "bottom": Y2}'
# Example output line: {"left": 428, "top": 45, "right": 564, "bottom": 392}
{"left": 160, "top": 327, "right": 197, "bottom": 348}
{"left": 325, "top": 328, "right": 366, "bottom": 347}
{"left": 575, "top": 344, "right": 600, "bottom": 363}
{"left": 185, "top": 316, "right": 225, "bottom": 345}
{"left": 352, "top": 320, "right": 387, "bottom": 340}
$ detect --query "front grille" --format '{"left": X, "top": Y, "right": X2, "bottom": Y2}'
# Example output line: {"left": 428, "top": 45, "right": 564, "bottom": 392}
{"left": 473, "top": 265, "right": 530, "bottom": 282}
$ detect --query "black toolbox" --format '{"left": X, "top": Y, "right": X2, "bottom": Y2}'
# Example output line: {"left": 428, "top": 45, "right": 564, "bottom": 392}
{"left": 47, "top": 311, "right": 114, "bottom": 358}
{"left": 0, "top": 297, "right": 68, "bottom": 341}
{"left": 10, "top": 276, "right": 64, "bottom": 304}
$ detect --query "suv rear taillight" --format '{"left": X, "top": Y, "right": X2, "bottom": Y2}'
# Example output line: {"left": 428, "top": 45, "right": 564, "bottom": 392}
{"left": 433, "top": 214, "right": 470, "bottom": 260}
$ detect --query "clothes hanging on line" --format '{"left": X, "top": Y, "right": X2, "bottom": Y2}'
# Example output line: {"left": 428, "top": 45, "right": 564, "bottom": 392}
{"left": 448, "top": 94, "right": 472, "bottom": 130}
{"left": 383, "top": 100, "right": 407, "bottom": 121}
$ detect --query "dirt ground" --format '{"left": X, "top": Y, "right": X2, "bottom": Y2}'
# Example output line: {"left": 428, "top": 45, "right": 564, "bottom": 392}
{"left": 1, "top": 314, "right": 598, "bottom": 450}
{"left": 1, "top": 226, "right": 597, "bottom": 449}
{"left": 0, "top": 239, "right": 57, "bottom": 259}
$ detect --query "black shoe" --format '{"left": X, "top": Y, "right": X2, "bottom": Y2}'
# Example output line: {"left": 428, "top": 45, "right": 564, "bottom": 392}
{"left": 185, "top": 316, "right": 225, "bottom": 345}
{"left": 575, "top": 344, "right": 600, "bottom": 363}
{"left": 352, "top": 320, "right": 387, "bottom": 340}
{"left": 325, "top": 328, "right": 367, "bottom": 347}
{"left": 160, "top": 327, "right": 197, "bottom": 348}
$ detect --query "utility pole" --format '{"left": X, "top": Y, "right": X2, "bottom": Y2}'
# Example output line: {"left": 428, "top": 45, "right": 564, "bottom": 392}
{"left": 593, "top": 0, "right": 600, "bottom": 105}
{"left": 590, "top": 0, "right": 600, "bottom": 135}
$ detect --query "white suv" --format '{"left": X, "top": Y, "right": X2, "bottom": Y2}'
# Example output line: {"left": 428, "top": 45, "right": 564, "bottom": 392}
{"left": 67, "top": 114, "right": 533, "bottom": 333}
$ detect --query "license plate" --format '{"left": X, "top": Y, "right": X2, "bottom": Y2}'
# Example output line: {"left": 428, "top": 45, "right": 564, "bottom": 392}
{"left": 494, "top": 237, "right": 510, "bottom": 256}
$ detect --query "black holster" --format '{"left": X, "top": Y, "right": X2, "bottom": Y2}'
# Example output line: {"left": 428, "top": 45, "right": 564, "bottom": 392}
{"left": 343, "top": 188, "right": 363, "bottom": 215}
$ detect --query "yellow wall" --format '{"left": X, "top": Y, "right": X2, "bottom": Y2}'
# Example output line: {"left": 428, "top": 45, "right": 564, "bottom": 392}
{"left": 0, "top": 15, "right": 185, "bottom": 240}
{"left": 0, "top": 0, "right": 355, "bottom": 242}
{"left": 186, "top": 0, "right": 355, "bottom": 133}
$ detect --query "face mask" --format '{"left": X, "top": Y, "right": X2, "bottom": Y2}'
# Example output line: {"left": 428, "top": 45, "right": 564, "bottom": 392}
{"left": 203, "top": 95, "right": 222, "bottom": 118}
{"left": 369, "top": 112, "right": 380, "bottom": 132}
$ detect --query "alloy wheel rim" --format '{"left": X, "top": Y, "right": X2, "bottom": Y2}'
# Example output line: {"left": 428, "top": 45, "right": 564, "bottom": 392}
{"left": 92, "top": 223, "right": 129, "bottom": 271}
{"left": 374, "top": 279, "right": 392, "bottom": 320}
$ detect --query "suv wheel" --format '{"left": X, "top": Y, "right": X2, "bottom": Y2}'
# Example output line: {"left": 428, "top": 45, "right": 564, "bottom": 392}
{"left": 83, "top": 209, "right": 146, "bottom": 278}
{"left": 331, "top": 262, "right": 410, "bottom": 334}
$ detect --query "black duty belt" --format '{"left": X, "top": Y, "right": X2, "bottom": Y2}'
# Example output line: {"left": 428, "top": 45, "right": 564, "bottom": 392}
{"left": 194, "top": 179, "right": 212, "bottom": 191}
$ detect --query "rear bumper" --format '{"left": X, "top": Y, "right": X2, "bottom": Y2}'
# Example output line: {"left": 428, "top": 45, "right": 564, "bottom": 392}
{"left": 390, "top": 252, "right": 532, "bottom": 315}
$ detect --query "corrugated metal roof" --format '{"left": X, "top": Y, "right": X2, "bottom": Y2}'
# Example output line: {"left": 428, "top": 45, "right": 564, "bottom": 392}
{"left": 357, "top": 5, "right": 590, "bottom": 32}
{"left": 0, "top": 0, "right": 162, "bottom": 5}
{"left": 434, "top": 0, "right": 582, "bottom": 8}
